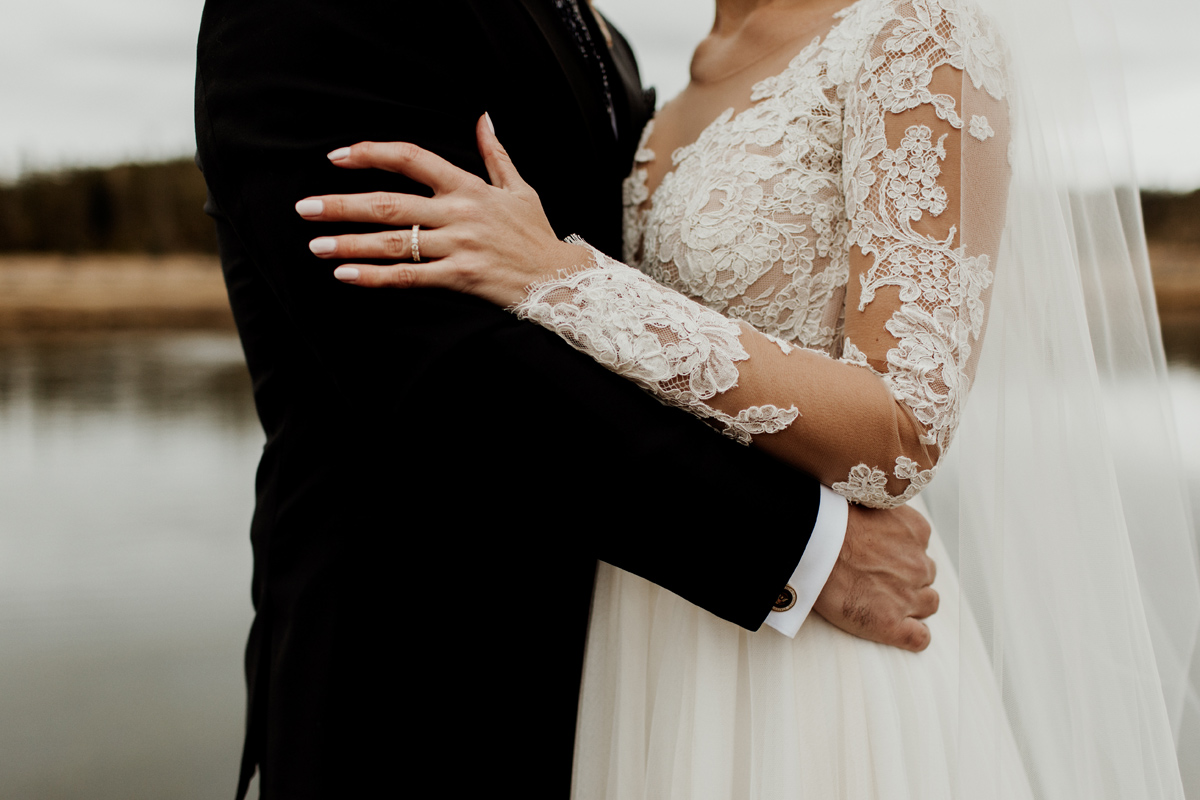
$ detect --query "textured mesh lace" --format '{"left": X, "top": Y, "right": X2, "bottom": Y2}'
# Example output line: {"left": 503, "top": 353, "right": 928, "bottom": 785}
{"left": 514, "top": 0, "right": 1009, "bottom": 508}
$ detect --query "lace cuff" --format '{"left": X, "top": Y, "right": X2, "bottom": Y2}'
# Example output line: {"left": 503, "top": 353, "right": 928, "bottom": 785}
{"left": 512, "top": 238, "right": 800, "bottom": 444}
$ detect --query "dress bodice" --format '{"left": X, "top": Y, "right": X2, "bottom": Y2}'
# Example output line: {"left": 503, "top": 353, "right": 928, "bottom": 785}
{"left": 514, "top": 0, "right": 1010, "bottom": 508}
{"left": 622, "top": 18, "right": 858, "bottom": 357}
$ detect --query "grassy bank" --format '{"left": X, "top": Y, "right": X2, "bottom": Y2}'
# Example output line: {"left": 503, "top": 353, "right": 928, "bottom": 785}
{"left": 0, "top": 253, "right": 231, "bottom": 331}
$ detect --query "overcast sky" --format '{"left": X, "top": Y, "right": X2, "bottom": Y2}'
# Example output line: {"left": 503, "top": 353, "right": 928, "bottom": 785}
{"left": 3, "top": 0, "right": 1198, "bottom": 189}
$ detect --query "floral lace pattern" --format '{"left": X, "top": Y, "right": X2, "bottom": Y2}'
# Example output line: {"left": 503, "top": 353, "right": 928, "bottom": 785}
{"left": 514, "top": 241, "right": 800, "bottom": 444}
{"left": 516, "top": 0, "right": 1007, "bottom": 508}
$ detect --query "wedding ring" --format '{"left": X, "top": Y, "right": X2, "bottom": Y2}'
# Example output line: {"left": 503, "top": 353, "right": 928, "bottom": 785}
{"left": 411, "top": 224, "right": 422, "bottom": 263}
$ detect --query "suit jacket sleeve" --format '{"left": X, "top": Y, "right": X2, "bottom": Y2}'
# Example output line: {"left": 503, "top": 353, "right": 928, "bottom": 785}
{"left": 195, "top": 0, "right": 822, "bottom": 631}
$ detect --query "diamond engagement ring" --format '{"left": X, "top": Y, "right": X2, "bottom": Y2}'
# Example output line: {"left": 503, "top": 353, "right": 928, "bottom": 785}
{"left": 411, "top": 224, "right": 422, "bottom": 263}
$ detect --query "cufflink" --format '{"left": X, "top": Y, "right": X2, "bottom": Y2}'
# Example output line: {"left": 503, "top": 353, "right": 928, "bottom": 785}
{"left": 772, "top": 584, "right": 797, "bottom": 612}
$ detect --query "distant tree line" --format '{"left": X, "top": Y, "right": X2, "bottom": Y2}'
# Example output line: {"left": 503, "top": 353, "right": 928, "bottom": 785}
{"left": 1142, "top": 190, "right": 1200, "bottom": 245}
{"left": 0, "top": 158, "right": 216, "bottom": 254}
{"left": 0, "top": 158, "right": 1195, "bottom": 254}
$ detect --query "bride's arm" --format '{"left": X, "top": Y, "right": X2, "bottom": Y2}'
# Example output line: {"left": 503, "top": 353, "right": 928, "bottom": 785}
{"left": 300, "top": 7, "right": 1010, "bottom": 509}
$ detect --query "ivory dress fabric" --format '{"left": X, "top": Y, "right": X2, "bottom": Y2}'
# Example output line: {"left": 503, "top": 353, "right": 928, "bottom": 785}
{"left": 514, "top": 0, "right": 1031, "bottom": 795}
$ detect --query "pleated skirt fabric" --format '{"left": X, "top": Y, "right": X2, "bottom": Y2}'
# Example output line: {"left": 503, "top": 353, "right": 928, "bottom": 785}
{"left": 571, "top": 518, "right": 1033, "bottom": 800}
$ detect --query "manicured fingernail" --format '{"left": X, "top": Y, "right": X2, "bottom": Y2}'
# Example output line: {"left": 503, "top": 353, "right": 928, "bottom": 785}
{"left": 327, "top": 147, "right": 351, "bottom": 162}
{"left": 485, "top": 112, "right": 495, "bottom": 135}
{"left": 295, "top": 199, "right": 324, "bottom": 217}
{"left": 309, "top": 237, "right": 337, "bottom": 255}
{"left": 333, "top": 266, "right": 360, "bottom": 282}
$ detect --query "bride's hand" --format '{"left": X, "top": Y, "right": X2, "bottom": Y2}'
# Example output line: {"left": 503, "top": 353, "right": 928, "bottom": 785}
{"left": 295, "top": 114, "right": 588, "bottom": 308}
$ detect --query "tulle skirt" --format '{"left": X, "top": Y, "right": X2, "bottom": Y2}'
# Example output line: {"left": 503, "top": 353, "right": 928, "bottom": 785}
{"left": 571, "top": 506, "right": 1034, "bottom": 800}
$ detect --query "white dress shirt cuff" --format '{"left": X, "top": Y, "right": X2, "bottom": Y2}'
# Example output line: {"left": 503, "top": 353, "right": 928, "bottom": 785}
{"left": 764, "top": 485, "right": 848, "bottom": 638}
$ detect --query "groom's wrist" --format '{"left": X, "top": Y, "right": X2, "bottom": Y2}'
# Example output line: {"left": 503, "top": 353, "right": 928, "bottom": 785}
{"left": 763, "top": 485, "right": 848, "bottom": 638}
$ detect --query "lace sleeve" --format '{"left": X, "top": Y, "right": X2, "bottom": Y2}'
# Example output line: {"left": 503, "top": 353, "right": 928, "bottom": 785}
{"left": 834, "top": 0, "right": 1009, "bottom": 504}
{"left": 515, "top": 240, "right": 801, "bottom": 443}
{"left": 514, "top": 0, "right": 1010, "bottom": 509}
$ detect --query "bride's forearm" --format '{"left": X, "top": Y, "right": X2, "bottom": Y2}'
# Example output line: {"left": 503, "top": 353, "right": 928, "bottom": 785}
{"left": 716, "top": 324, "right": 938, "bottom": 504}
{"left": 512, "top": 243, "right": 940, "bottom": 508}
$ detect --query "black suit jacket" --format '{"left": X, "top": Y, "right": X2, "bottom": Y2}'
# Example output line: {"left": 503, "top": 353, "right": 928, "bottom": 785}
{"left": 195, "top": 1, "right": 822, "bottom": 797}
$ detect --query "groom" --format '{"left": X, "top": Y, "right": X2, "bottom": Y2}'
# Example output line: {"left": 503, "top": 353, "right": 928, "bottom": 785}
{"left": 195, "top": 1, "right": 937, "bottom": 797}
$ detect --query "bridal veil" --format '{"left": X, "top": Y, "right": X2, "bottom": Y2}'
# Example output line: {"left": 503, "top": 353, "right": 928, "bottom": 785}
{"left": 572, "top": 0, "right": 1199, "bottom": 796}
{"left": 923, "top": 0, "right": 1200, "bottom": 795}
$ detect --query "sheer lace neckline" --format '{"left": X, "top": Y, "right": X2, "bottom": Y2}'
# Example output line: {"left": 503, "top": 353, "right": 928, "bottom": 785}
{"left": 637, "top": 0, "right": 867, "bottom": 204}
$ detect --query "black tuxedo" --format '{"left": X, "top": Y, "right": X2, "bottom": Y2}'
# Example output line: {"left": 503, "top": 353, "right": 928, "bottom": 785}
{"left": 194, "top": 1, "right": 822, "bottom": 797}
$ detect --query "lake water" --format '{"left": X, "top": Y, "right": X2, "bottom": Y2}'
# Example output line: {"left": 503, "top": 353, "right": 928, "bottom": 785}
{"left": 0, "top": 329, "right": 1198, "bottom": 799}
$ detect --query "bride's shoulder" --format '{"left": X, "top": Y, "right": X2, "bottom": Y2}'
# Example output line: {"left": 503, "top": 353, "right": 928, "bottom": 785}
{"left": 829, "top": 0, "right": 1008, "bottom": 95}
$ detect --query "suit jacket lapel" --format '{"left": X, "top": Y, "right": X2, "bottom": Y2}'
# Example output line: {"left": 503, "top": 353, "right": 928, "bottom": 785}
{"left": 513, "top": 0, "right": 618, "bottom": 147}
{"left": 601, "top": 11, "right": 656, "bottom": 151}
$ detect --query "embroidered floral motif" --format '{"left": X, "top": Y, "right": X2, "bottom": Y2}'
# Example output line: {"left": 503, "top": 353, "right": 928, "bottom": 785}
{"left": 832, "top": 456, "right": 937, "bottom": 508}
{"left": 871, "top": 54, "right": 935, "bottom": 112}
{"left": 969, "top": 114, "right": 994, "bottom": 140}
{"left": 513, "top": 243, "right": 801, "bottom": 445}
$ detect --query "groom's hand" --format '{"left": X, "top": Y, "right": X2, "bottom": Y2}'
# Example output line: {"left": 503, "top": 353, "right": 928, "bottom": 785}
{"left": 813, "top": 504, "right": 938, "bottom": 652}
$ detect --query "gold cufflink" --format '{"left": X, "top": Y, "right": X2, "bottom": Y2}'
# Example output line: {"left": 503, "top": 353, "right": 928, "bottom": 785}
{"left": 772, "top": 584, "right": 797, "bottom": 612}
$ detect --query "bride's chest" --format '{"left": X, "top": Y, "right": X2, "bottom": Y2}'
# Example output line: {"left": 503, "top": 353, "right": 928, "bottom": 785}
{"left": 622, "top": 52, "right": 852, "bottom": 350}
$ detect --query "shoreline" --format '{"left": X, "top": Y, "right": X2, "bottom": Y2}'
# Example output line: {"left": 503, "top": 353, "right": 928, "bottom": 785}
{"left": 0, "top": 253, "right": 232, "bottom": 331}
{"left": 0, "top": 248, "right": 1198, "bottom": 331}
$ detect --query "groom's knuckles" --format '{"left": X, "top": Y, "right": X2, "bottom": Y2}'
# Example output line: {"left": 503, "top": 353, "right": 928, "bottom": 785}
{"left": 893, "top": 504, "right": 931, "bottom": 546}
{"left": 917, "top": 587, "right": 940, "bottom": 618}
{"left": 898, "top": 620, "right": 932, "bottom": 652}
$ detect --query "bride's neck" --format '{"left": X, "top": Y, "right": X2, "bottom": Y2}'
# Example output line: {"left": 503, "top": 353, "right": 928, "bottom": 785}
{"left": 710, "top": 0, "right": 819, "bottom": 34}
{"left": 693, "top": 0, "right": 843, "bottom": 84}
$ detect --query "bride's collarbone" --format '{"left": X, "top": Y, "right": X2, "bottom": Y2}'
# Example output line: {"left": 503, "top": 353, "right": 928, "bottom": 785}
{"left": 690, "top": 0, "right": 854, "bottom": 84}
{"left": 644, "top": 53, "right": 790, "bottom": 167}
{"left": 636, "top": 54, "right": 793, "bottom": 198}
{"left": 646, "top": 3, "right": 849, "bottom": 167}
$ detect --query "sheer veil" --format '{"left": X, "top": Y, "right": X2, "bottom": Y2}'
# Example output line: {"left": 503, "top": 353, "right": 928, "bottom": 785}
{"left": 923, "top": 0, "right": 1200, "bottom": 795}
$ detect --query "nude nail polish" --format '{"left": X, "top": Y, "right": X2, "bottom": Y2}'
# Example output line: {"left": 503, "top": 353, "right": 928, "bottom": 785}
{"left": 295, "top": 199, "right": 324, "bottom": 217}
{"left": 327, "top": 147, "right": 351, "bottom": 162}
{"left": 309, "top": 238, "right": 337, "bottom": 255}
{"left": 334, "top": 266, "right": 360, "bottom": 282}
{"left": 485, "top": 112, "right": 495, "bottom": 135}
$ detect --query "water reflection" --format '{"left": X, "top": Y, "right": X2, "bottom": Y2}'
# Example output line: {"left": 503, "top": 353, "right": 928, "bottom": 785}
{"left": 0, "top": 333, "right": 258, "bottom": 426}
{"left": 0, "top": 330, "right": 1197, "bottom": 799}
{"left": 0, "top": 332, "right": 262, "bottom": 800}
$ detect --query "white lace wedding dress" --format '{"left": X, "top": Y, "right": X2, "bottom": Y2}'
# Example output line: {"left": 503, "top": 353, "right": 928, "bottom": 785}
{"left": 513, "top": 0, "right": 1033, "bottom": 796}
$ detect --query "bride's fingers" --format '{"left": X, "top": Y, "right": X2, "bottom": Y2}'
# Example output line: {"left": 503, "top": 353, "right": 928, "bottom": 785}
{"left": 295, "top": 192, "right": 441, "bottom": 227}
{"left": 331, "top": 258, "right": 468, "bottom": 291}
{"left": 326, "top": 141, "right": 480, "bottom": 195}
{"left": 308, "top": 227, "right": 446, "bottom": 262}
{"left": 476, "top": 113, "right": 523, "bottom": 191}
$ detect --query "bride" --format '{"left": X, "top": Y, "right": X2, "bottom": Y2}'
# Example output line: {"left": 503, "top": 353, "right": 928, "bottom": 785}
{"left": 297, "top": 0, "right": 1200, "bottom": 796}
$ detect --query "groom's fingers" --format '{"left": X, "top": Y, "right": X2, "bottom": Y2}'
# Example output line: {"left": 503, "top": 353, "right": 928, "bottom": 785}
{"left": 893, "top": 619, "right": 932, "bottom": 653}
{"left": 814, "top": 503, "right": 940, "bottom": 652}
{"left": 913, "top": 586, "right": 940, "bottom": 619}
{"left": 327, "top": 141, "right": 479, "bottom": 195}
